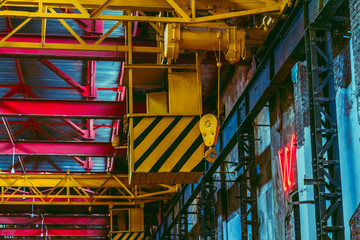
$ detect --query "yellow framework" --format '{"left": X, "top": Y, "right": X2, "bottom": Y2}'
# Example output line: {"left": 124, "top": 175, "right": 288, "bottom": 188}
{"left": 0, "top": 172, "right": 177, "bottom": 206}
{"left": 0, "top": 0, "right": 288, "bottom": 22}
{"left": 0, "top": 0, "right": 289, "bottom": 52}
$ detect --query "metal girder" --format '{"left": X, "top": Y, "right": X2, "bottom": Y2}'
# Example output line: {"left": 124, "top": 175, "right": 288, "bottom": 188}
{"left": 237, "top": 126, "right": 258, "bottom": 239}
{"left": 0, "top": 34, "right": 157, "bottom": 61}
{"left": 1, "top": 239, "right": 95, "bottom": 240}
{"left": 0, "top": 215, "right": 109, "bottom": 225}
{"left": 304, "top": 26, "right": 344, "bottom": 239}
{"left": 199, "top": 179, "right": 216, "bottom": 240}
{"left": 0, "top": 98, "right": 126, "bottom": 118}
{"left": 0, "top": 0, "right": 286, "bottom": 23}
{"left": 0, "top": 173, "right": 178, "bottom": 205}
{"left": 0, "top": 228, "right": 106, "bottom": 237}
{"left": 0, "top": 141, "right": 121, "bottom": 156}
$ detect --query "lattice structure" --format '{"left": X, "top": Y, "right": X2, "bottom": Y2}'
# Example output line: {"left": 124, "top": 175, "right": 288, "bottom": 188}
{"left": 177, "top": 214, "right": 189, "bottom": 239}
{"left": 305, "top": 26, "right": 344, "bottom": 240}
{"left": 199, "top": 179, "right": 216, "bottom": 240}
{"left": 0, "top": 173, "right": 177, "bottom": 206}
{"left": 237, "top": 126, "right": 258, "bottom": 239}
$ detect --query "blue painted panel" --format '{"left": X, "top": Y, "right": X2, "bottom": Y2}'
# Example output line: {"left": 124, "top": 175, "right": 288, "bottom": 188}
{"left": 249, "top": 63, "right": 270, "bottom": 111}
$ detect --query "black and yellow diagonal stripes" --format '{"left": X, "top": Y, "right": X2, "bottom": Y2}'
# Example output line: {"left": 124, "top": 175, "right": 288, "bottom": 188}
{"left": 113, "top": 232, "right": 144, "bottom": 240}
{"left": 132, "top": 116, "right": 204, "bottom": 176}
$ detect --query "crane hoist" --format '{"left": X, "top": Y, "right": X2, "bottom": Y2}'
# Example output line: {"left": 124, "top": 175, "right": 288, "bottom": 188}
{"left": 118, "top": 22, "right": 245, "bottom": 185}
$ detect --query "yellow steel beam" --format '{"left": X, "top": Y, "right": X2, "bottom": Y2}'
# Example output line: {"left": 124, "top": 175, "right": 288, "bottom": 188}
{"left": 0, "top": 173, "right": 124, "bottom": 188}
{"left": 1, "top": 0, "right": 272, "bottom": 12}
{"left": 0, "top": 0, "right": 287, "bottom": 23}
{"left": 94, "top": 20, "right": 123, "bottom": 45}
{"left": 139, "top": 12, "right": 162, "bottom": 34}
{"left": 194, "top": 4, "right": 282, "bottom": 23}
{"left": 0, "top": 173, "right": 177, "bottom": 205}
{"left": 165, "top": 0, "right": 191, "bottom": 21}
{"left": 48, "top": 8, "right": 86, "bottom": 45}
{"left": 0, "top": 41, "right": 161, "bottom": 53}
{"left": 91, "top": 0, "right": 115, "bottom": 18}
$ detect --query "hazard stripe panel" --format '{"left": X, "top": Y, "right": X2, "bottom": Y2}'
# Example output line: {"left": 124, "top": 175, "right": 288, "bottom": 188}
{"left": 130, "top": 116, "right": 204, "bottom": 184}
{"left": 113, "top": 232, "right": 144, "bottom": 240}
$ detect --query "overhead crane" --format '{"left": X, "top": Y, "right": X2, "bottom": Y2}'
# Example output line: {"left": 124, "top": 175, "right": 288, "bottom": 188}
{"left": 0, "top": 0, "right": 290, "bottom": 239}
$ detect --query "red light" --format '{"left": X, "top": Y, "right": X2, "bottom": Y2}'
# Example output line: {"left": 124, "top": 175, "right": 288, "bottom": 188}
{"left": 278, "top": 134, "right": 297, "bottom": 192}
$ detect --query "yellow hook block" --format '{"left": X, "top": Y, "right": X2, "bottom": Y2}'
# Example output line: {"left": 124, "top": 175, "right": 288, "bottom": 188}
{"left": 204, "top": 147, "right": 216, "bottom": 163}
{"left": 199, "top": 114, "right": 220, "bottom": 147}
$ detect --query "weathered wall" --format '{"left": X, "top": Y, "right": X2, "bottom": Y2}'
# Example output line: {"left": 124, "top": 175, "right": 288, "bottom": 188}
{"left": 212, "top": 62, "right": 274, "bottom": 239}
{"left": 350, "top": 0, "right": 360, "bottom": 101}
{"left": 291, "top": 62, "right": 316, "bottom": 240}
{"left": 269, "top": 78, "right": 298, "bottom": 240}
{"left": 254, "top": 107, "right": 274, "bottom": 240}
{"left": 221, "top": 66, "right": 249, "bottom": 117}
{"left": 350, "top": 204, "right": 360, "bottom": 239}
{"left": 335, "top": 39, "right": 360, "bottom": 239}
{"left": 201, "top": 65, "right": 249, "bottom": 240}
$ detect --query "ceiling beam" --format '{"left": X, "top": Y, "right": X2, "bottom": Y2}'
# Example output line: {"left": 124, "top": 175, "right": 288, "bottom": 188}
{"left": 0, "top": 141, "right": 123, "bottom": 157}
{"left": 0, "top": 98, "right": 128, "bottom": 118}
{"left": 0, "top": 228, "right": 106, "bottom": 237}
{"left": 0, "top": 216, "right": 109, "bottom": 225}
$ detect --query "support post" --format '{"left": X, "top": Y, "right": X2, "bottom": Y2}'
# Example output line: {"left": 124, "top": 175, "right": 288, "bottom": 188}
{"left": 304, "top": 26, "right": 344, "bottom": 240}
{"left": 237, "top": 126, "right": 258, "bottom": 239}
{"left": 199, "top": 178, "right": 216, "bottom": 240}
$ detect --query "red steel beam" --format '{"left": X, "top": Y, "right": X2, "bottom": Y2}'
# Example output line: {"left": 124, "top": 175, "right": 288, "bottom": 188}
{"left": 0, "top": 98, "right": 127, "bottom": 118}
{"left": 0, "top": 228, "right": 106, "bottom": 236}
{"left": 0, "top": 216, "right": 109, "bottom": 225}
{"left": 0, "top": 141, "right": 124, "bottom": 157}
{"left": 39, "top": 59, "right": 89, "bottom": 96}
{"left": 8, "top": 239, "right": 102, "bottom": 240}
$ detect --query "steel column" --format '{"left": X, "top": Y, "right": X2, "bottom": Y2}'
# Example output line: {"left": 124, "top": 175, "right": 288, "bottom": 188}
{"left": 179, "top": 214, "right": 189, "bottom": 239}
{"left": 237, "top": 126, "right": 258, "bottom": 239}
{"left": 304, "top": 26, "right": 344, "bottom": 239}
{"left": 199, "top": 178, "right": 216, "bottom": 240}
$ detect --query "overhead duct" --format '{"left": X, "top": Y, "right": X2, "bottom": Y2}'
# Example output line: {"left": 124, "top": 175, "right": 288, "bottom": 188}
{"left": 164, "top": 23, "right": 246, "bottom": 64}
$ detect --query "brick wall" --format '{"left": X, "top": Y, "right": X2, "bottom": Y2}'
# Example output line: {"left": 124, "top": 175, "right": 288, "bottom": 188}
{"left": 350, "top": 204, "right": 360, "bottom": 239}
{"left": 350, "top": 0, "right": 360, "bottom": 97}
{"left": 292, "top": 62, "right": 309, "bottom": 148}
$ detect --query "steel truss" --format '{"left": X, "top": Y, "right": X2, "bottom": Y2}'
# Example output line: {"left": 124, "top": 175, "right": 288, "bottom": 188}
{"left": 0, "top": 0, "right": 285, "bottom": 23}
{"left": 0, "top": 173, "right": 177, "bottom": 206}
{"left": 305, "top": 26, "right": 344, "bottom": 239}
{"left": 199, "top": 178, "right": 216, "bottom": 240}
{"left": 237, "top": 126, "right": 258, "bottom": 239}
{"left": 0, "top": 0, "right": 288, "bottom": 58}
{"left": 177, "top": 214, "right": 189, "bottom": 239}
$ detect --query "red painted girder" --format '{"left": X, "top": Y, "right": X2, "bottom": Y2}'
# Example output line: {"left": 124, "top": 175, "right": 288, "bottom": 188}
{"left": 8, "top": 239, "right": 104, "bottom": 240}
{"left": 0, "top": 216, "right": 109, "bottom": 225}
{"left": 0, "top": 141, "right": 124, "bottom": 157}
{"left": 0, "top": 98, "right": 127, "bottom": 118}
{"left": 0, "top": 228, "right": 106, "bottom": 236}
{"left": 0, "top": 33, "right": 157, "bottom": 61}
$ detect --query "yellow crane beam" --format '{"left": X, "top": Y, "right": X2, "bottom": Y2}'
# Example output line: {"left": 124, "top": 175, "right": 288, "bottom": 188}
{"left": 0, "top": 173, "right": 177, "bottom": 206}
{"left": 0, "top": 0, "right": 288, "bottom": 23}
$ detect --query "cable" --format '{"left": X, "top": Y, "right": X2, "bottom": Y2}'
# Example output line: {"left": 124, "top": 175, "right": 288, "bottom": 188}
{"left": 11, "top": 145, "right": 15, "bottom": 173}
